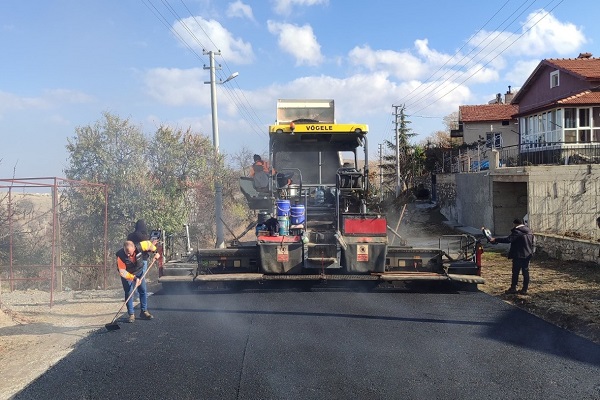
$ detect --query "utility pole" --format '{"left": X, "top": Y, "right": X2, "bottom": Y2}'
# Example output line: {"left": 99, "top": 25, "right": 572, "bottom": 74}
{"left": 392, "top": 104, "right": 402, "bottom": 197}
{"left": 378, "top": 143, "right": 383, "bottom": 198}
{"left": 204, "top": 50, "right": 224, "bottom": 248}
{"left": 203, "top": 50, "right": 239, "bottom": 249}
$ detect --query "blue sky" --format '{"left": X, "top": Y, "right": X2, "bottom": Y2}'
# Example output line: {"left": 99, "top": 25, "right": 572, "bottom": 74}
{"left": 0, "top": 0, "right": 597, "bottom": 178}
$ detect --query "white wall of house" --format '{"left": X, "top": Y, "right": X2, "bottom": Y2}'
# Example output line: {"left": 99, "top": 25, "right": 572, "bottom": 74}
{"left": 462, "top": 121, "right": 519, "bottom": 147}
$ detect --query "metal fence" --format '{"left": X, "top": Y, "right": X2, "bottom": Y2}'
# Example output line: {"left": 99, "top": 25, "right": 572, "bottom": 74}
{"left": 0, "top": 177, "right": 109, "bottom": 307}
{"left": 499, "top": 143, "right": 600, "bottom": 167}
{"left": 433, "top": 143, "right": 600, "bottom": 173}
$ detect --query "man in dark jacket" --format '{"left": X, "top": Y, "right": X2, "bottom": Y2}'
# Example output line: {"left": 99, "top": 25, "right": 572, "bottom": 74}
{"left": 128, "top": 219, "right": 150, "bottom": 243}
{"left": 127, "top": 220, "right": 152, "bottom": 272}
{"left": 490, "top": 218, "right": 535, "bottom": 295}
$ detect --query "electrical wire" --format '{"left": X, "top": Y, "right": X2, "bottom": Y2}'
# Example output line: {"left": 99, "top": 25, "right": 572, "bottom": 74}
{"left": 141, "top": 0, "right": 268, "bottom": 143}
{"left": 140, "top": 0, "right": 205, "bottom": 62}
{"left": 405, "top": 0, "right": 540, "bottom": 112}
{"left": 387, "top": 1, "right": 537, "bottom": 148}
{"left": 398, "top": 0, "right": 514, "bottom": 107}
{"left": 174, "top": 0, "right": 268, "bottom": 139}
{"left": 410, "top": 0, "right": 564, "bottom": 116}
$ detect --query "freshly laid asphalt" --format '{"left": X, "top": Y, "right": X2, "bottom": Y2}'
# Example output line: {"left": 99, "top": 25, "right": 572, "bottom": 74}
{"left": 14, "top": 283, "right": 600, "bottom": 400}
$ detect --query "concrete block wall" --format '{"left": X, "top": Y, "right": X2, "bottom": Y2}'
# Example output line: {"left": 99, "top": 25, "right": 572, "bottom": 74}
{"left": 536, "top": 234, "right": 600, "bottom": 264}
{"left": 528, "top": 165, "right": 600, "bottom": 241}
{"left": 435, "top": 173, "right": 458, "bottom": 223}
{"left": 455, "top": 172, "right": 493, "bottom": 231}
{"left": 434, "top": 164, "right": 600, "bottom": 265}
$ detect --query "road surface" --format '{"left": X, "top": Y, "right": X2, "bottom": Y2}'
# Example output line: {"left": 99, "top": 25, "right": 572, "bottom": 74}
{"left": 14, "top": 284, "right": 600, "bottom": 399}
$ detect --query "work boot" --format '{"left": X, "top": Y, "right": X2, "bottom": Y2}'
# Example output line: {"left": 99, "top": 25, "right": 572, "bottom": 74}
{"left": 139, "top": 310, "right": 153, "bottom": 320}
{"left": 518, "top": 289, "right": 528, "bottom": 295}
{"left": 128, "top": 314, "right": 135, "bottom": 323}
{"left": 505, "top": 287, "right": 518, "bottom": 294}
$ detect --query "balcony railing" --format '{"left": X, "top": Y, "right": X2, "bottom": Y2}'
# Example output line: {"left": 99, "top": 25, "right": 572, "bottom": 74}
{"left": 432, "top": 142, "right": 600, "bottom": 173}
{"left": 500, "top": 142, "right": 600, "bottom": 167}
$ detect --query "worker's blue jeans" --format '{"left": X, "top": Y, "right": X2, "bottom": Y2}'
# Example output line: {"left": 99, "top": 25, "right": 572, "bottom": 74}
{"left": 511, "top": 256, "right": 531, "bottom": 291}
{"left": 120, "top": 271, "right": 148, "bottom": 315}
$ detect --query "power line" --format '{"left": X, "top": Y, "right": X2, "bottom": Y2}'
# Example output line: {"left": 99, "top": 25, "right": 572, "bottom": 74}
{"left": 140, "top": 0, "right": 204, "bottom": 62}
{"left": 141, "top": 0, "right": 268, "bottom": 141}
{"left": 405, "top": 0, "right": 540, "bottom": 112}
{"left": 388, "top": 1, "right": 535, "bottom": 145}
{"left": 397, "top": 0, "right": 514, "bottom": 107}
{"left": 410, "top": 0, "right": 564, "bottom": 116}
{"left": 174, "top": 0, "right": 267, "bottom": 138}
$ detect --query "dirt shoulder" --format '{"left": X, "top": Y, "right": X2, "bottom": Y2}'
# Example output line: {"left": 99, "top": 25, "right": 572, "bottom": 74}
{"left": 478, "top": 250, "right": 600, "bottom": 344}
{"left": 393, "top": 200, "right": 600, "bottom": 345}
{"left": 0, "top": 287, "right": 145, "bottom": 399}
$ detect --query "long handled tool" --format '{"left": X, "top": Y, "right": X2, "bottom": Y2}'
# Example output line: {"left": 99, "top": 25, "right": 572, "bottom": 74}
{"left": 105, "top": 257, "right": 157, "bottom": 331}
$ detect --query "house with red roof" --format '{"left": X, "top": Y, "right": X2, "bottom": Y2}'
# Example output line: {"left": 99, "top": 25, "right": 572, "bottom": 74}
{"left": 458, "top": 92, "right": 519, "bottom": 147}
{"left": 451, "top": 89, "right": 518, "bottom": 171}
{"left": 512, "top": 52, "right": 600, "bottom": 162}
{"left": 433, "top": 54, "right": 600, "bottom": 263}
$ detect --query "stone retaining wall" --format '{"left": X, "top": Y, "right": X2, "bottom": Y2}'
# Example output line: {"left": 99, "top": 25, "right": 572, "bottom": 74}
{"left": 536, "top": 233, "right": 600, "bottom": 264}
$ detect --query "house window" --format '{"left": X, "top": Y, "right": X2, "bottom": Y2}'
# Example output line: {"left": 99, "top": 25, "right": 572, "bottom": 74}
{"left": 486, "top": 132, "right": 502, "bottom": 148}
{"left": 564, "top": 108, "right": 576, "bottom": 128}
{"left": 579, "top": 129, "right": 591, "bottom": 143}
{"left": 564, "top": 108, "right": 577, "bottom": 143}
{"left": 593, "top": 107, "right": 600, "bottom": 127}
{"left": 579, "top": 108, "right": 590, "bottom": 127}
{"left": 593, "top": 107, "right": 600, "bottom": 142}
{"left": 550, "top": 70, "right": 559, "bottom": 88}
{"left": 555, "top": 109, "right": 562, "bottom": 142}
{"left": 565, "top": 130, "right": 577, "bottom": 143}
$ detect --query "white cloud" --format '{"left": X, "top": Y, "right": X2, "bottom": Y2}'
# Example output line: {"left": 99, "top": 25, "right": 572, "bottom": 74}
{"left": 470, "top": 9, "right": 587, "bottom": 59}
{"left": 517, "top": 10, "right": 587, "bottom": 55}
{"left": 143, "top": 67, "right": 247, "bottom": 114}
{"left": 267, "top": 21, "right": 323, "bottom": 66}
{"left": 272, "top": 0, "right": 329, "bottom": 16}
{"left": 226, "top": 1, "right": 255, "bottom": 21}
{"left": 0, "top": 89, "right": 92, "bottom": 116}
{"left": 414, "top": 39, "right": 455, "bottom": 66}
{"left": 348, "top": 45, "right": 426, "bottom": 81}
{"left": 173, "top": 16, "right": 254, "bottom": 64}
{"left": 460, "top": 64, "right": 500, "bottom": 85}
{"left": 144, "top": 68, "right": 209, "bottom": 107}
{"left": 504, "top": 59, "right": 540, "bottom": 87}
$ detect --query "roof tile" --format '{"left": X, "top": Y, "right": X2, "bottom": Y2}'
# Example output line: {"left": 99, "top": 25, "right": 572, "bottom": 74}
{"left": 557, "top": 90, "right": 600, "bottom": 104}
{"left": 459, "top": 104, "right": 518, "bottom": 122}
{"left": 545, "top": 58, "right": 600, "bottom": 80}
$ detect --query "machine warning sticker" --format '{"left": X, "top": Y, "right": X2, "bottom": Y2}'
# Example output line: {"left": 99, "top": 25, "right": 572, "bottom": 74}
{"left": 277, "top": 246, "right": 289, "bottom": 262}
{"left": 357, "top": 245, "right": 369, "bottom": 262}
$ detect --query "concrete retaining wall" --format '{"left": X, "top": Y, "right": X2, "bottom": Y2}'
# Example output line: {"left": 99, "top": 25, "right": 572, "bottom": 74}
{"left": 435, "top": 173, "right": 458, "bottom": 223}
{"left": 536, "top": 233, "right": 600, "bottom": 264}
{"left": 434, "top": 164, "right": 600, "bottom": 265}
{"left": 527, "top": 165, "right": 600, "bottom": 242}
{"left": 456, "top": 172, "right": 493, "bottom": 231}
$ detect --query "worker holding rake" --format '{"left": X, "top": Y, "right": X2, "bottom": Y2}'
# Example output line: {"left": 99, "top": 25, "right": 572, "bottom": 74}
{"left": 116, "top": 240, "right": 160, "bottom": 323}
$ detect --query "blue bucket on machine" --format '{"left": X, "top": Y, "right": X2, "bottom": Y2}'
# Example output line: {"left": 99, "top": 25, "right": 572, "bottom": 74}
{"left": 276, "top": 199, "right": 291, "bottom": 217}
{"left": 277, "top": 216, "right": 289, "bottom": 236}
{"left": 290, "top": 204, "right": 305, "bottom": 225}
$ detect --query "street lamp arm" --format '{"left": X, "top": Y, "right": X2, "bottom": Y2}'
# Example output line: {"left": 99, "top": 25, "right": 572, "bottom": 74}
{"left": 220, "top": 72, "right": 239, "bottom": 84}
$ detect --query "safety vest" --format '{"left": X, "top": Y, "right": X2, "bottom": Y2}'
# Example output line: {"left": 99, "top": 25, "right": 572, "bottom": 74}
{"left": 115, "top": 245, "right": 144, "bottom": 275}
